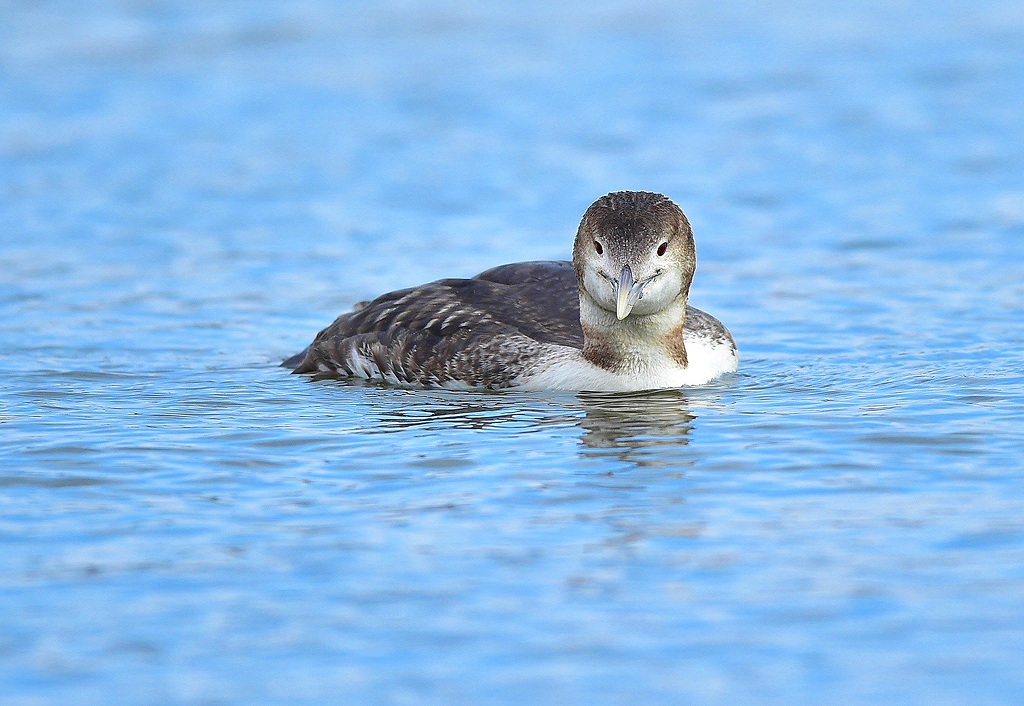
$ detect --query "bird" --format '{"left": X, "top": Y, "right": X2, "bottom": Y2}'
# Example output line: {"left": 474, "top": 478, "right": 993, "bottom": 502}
{"left": 283, "top": 191, "right": 738, "bottom": 391}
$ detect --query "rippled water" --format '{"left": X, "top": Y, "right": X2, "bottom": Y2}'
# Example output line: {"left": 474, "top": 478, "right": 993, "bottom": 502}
{"left": 3, "top": 1, "right": 1024, "bottom": 704}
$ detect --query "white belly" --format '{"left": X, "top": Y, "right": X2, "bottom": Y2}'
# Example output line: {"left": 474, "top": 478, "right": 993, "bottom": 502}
{"left": 516, "top": 333, "right": 739, "bottom": 392}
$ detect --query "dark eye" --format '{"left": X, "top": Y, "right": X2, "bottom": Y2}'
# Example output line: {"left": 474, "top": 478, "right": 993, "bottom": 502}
{"left": 657, "top": 242, "right": 668, "bottom": 256}
{"left": 594, "top": 241, "right": 604, "bottom": 255}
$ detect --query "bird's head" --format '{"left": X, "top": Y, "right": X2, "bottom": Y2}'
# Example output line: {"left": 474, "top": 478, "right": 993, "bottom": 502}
{"left": 573, "top": 191, "right": 696, "bottom": 321}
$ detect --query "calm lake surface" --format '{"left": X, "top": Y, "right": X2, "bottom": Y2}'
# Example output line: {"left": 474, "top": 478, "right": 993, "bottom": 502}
{"left": 2, "top": 1, "right": 1024, "bottom": 704}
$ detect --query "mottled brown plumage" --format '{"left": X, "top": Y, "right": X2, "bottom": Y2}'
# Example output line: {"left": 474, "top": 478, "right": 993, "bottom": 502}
{"left": 285, "top": 261, "right": 731, "bottom": 388}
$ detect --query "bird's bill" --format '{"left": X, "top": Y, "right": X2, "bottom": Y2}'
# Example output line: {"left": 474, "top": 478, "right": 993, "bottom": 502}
{"left": 615, "top": 265, "right": 645, "bottom": 320}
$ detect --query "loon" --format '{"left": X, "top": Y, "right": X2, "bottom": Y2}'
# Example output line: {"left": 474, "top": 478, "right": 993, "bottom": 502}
{"left": 283, "top": 191, "right": 738, "bottom": 391}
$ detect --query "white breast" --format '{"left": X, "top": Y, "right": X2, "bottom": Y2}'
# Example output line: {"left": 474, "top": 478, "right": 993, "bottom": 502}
{"left": 516, "top": 331, "right": 738, "bottom": 392}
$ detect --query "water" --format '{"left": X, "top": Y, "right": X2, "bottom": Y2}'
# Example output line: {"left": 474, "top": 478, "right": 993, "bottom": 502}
{"left": 2, "top": 1, "right": 1024, "bottom": 704}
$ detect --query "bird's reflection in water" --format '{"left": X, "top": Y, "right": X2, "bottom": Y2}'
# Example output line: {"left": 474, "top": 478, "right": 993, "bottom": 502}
{"left": 349, "top": 379, "right": 696, "bottom": 469}
{"left": 576, "top": 389, "right": 696, "bottom": 467}
{"left": 355, "top": 384, "right": 583, "bottom": 434}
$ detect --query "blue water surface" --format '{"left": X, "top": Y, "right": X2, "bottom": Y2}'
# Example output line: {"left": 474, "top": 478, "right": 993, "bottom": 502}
{"left": 2, "top": 1, "right": 1024, "bottom": 704}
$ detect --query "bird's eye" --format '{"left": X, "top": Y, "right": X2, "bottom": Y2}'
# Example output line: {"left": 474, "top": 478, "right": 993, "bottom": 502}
{"left": 594, "top": 241, "right": 604, "bottom": 255}
{"left": 657, "top": 242, "right": 668, "bottom": 256}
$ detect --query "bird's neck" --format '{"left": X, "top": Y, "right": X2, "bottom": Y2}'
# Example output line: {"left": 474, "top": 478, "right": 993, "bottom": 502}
{"left": 578, "top": 292, "right": 689, "bottom": 373}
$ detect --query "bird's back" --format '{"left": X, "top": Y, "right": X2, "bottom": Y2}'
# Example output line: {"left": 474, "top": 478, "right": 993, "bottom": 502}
{"left": 285, "top": 260, "right": 734, "bottom": 388}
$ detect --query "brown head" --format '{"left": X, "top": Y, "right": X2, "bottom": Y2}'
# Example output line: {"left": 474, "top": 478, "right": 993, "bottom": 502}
{"left": 573, "top": 191, "right": 696, "bottom": 320}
